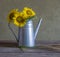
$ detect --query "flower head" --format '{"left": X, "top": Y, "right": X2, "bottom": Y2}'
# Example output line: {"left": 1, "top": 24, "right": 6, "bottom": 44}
{"left": 14, "top": 13, "right": 27, "bottom": 27}
{"left": 22, "top": 7, "right": 36, "bottom": 19}
{"left": 8, "top": 9, "right": 19, "bottom": 23}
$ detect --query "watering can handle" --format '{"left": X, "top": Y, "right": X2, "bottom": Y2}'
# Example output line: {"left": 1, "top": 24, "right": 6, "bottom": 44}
{"left": 8, "top": 23, "right": 18, "bottom": 42}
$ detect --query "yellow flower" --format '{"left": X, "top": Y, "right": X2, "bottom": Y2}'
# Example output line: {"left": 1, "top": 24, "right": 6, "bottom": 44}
{"left": 8, "top": 9, "right": 19, "bottom": 23}
{"left": 7, "top": 7, "right": 36, "bottom": 27}
{"left": 14, "top": 14, "right": 27, "bottom": 27}
{"left": 22, "top": 7, "right": 36, "bottom": 19}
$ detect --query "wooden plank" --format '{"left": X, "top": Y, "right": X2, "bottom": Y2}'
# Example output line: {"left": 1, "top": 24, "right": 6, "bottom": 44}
{"left": 0, "top": 40, "right": 60, "bottom": 53}
{"left": 0, "top": 40, "right": 18, "bottom": 47}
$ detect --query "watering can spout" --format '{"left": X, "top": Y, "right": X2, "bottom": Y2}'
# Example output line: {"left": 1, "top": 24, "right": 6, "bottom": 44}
{"left": 34, "top": 18, "right": 42, "bottom": 39}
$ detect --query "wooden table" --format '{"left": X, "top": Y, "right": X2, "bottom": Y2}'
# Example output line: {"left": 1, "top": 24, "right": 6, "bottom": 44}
{"left": 0, "top": 40, "right": 60, "bottom": 57}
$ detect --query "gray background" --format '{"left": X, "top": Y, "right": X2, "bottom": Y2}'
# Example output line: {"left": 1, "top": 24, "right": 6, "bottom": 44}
{"left": 0, "top": 0, "right": 60, "bottom": 42}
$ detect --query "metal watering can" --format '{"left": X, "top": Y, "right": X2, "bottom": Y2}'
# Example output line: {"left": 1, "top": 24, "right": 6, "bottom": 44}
{"left": 18, "top": 18, "right": 42, "bottom": 47}
{"left": 8, "top": 18, "right": 42, "bottom": 47}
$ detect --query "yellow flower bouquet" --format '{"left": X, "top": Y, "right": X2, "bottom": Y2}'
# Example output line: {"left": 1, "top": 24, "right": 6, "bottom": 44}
{"left": 8, "top": 7, "right": 36, "bottom": 27}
